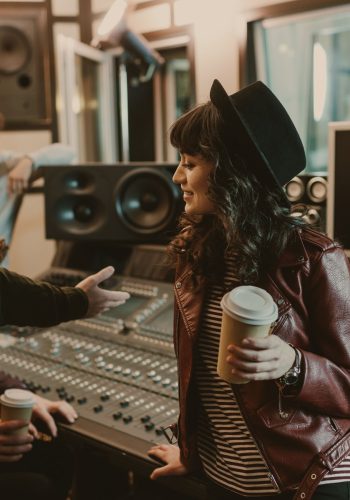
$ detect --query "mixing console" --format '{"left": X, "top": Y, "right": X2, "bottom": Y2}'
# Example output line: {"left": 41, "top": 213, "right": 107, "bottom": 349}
{"left": 0, "top": 268, "right": 179, "bottom": 455}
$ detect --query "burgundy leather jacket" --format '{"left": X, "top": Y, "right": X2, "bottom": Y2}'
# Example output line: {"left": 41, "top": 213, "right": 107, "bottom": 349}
{"left": 173, "top": 227, "right": 350, "bottom": 500}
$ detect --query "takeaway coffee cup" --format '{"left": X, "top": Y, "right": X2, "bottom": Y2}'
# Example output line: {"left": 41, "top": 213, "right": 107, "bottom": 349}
{"left": 0, "top": 389, "right": 34, "bottom": 435}
{"left": 217, "top": 285, "right": 278, "bottom": 384}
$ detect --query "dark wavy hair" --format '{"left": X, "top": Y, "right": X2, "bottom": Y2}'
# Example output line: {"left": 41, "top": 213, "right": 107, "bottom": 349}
{"left": 168, "top": 101, "right": 305, "bottom": 287}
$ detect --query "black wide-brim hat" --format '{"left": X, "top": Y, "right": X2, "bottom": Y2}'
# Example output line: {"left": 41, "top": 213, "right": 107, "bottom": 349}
{"left": 210, "top": 79, "right": 306, "bottom": 203}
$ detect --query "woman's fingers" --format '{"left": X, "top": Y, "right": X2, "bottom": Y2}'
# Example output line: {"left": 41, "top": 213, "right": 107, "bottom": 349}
{"left": 226, "top": 336, "right": 296, "bottom": 380}
{"left": 147, "top": 444, "right": 187, "bottom": 479}
{"left": 0, "top": 443, "right": 32, "bottom": 456}
{"left": 150, "top": 463, "right": 184, "bottom": 480}
{"left": 48, "top": 401, "right": 78, "bottom": 424}
{"left": 0, "top": 454, "right": 24, "bottom": 463}
{"left": 32, "top": 404, "right": 57, "bottom": 437}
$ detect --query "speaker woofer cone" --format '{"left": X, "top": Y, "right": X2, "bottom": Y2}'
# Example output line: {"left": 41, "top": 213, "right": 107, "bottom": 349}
{"left": 306, "top": 177, "right": 327, "bottom": 203}
{"left": 115, "top": 169, "right": 180, "bottom": 234}
{"left": 285, "top": 177, "right": 305, "bottom": 202}
{"left": 0, "top": 26, "right": 31, "bottom": 75}
{"left": 54, "top": 195, "right": 106, "bottom": 235}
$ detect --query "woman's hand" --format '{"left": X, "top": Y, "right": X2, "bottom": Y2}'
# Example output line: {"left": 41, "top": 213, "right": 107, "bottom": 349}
{"left": 31, "top": 394, "right": 78, "bottom": 437}
{"left": 0, "top": 420, "right": 34, "bottom": 462}
{"left": 226, "top": 335, "right": 296, "bottom": 381}
{"left": 76, "top": 266, "right": 130, "bottom": 317}
{"left": 7, "top": 156, "right": 33, "bottom": 196}
{"left": 148, "top": 444, "right": 188, "bottom": 479}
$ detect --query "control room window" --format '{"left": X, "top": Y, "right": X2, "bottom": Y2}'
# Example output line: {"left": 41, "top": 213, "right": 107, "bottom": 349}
{"left": 249, "top": 4, "right": 350, "bottom": 175}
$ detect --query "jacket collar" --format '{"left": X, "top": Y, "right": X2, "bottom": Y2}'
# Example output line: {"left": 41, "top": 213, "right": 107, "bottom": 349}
{"left": 276, "top": 228, "right": 308, "bottom": 268}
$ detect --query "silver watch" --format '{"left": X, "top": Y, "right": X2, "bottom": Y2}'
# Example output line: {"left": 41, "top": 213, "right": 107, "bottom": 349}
{"left": 278, "top": 347, "right": 301, "bottom": 387}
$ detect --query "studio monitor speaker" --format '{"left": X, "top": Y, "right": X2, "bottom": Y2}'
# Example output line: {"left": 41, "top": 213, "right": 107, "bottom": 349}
{"left": 43, "top": 164, "right": 183, "bottom": 244}
{"left": 0, "top": 3, "right": 51, "bottom": 127}
{"left": 328, "top": 122, "right": 350, "bottom": 249}
{"left": 285, "top": 174, "right": 327, "bottom": 232}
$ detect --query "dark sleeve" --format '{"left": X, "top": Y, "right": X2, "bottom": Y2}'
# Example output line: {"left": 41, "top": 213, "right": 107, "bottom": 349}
{"left": 0, "top": 370, "right": 26, "bottom": 394}
{"left": 0, "top": 268, "right": 89, "bottom": 327}
{"left": 295, "top": 246, "right": 350, "bottom": 417}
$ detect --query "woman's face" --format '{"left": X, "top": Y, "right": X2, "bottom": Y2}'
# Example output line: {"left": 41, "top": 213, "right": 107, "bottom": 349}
{"left": 172, "top": 153, "right": 216, "bottom": 215}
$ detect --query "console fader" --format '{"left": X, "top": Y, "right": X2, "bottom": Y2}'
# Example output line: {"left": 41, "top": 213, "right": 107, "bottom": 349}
{"left": 0, "top": 268, "right": 179, "bottom": 458}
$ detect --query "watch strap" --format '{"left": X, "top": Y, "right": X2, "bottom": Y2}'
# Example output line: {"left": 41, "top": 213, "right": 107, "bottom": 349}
{"left": 278, "top": 345, "right": 301, "bottom": 387}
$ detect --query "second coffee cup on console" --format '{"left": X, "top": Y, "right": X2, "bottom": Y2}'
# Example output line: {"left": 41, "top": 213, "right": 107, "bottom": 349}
{"left": 0, "top": 389, "right": 34, "bottom": 436}
{"left": 217, "top": 285, "right": 278, "bottom": 384}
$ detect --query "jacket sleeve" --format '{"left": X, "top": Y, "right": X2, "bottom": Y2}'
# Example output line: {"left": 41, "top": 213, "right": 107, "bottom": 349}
{"left": 295, "top": 245, "right": 350, "bottom": 417}
{"left": 0, "top": 268, "right": 88, "bottom": 327}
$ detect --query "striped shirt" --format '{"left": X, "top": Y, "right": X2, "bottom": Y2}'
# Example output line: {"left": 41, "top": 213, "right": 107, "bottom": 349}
{"left": 194, "top": 255, "right": 350, "bottom": 495}
{"left": 195, "top": 255, "right": 278, "bottom": 495}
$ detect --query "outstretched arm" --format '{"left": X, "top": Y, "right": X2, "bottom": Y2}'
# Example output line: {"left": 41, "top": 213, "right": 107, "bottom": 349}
{"left": 0, "top": 266, "right": 129, "bottom": 327}
{"left": 76, "top": 266, "right": 130, "bottom": 317}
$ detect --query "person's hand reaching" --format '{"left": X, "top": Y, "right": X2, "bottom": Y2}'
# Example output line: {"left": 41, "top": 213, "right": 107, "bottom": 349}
{"left": 76, "top": 266, "right": 130, "bottom": 317}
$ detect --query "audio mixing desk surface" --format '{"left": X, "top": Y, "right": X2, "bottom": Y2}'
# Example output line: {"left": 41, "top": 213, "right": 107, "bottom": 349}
{"left": 0, "top": 268, "right": 207, "bottom": 498}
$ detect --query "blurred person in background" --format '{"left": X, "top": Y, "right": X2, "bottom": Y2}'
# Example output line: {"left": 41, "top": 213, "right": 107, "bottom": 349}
{"left": 1, "top": 108, "right": 76, "bottom": 267}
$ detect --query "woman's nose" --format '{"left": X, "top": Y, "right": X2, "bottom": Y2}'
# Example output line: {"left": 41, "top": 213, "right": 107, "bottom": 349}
{"left": 172, "top": 164, "right": 184, "bottom": 184}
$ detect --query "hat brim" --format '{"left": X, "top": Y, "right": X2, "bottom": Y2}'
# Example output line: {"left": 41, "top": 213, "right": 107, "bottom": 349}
{"left": 210, "top": 79, "right": 304, "bottom": 205}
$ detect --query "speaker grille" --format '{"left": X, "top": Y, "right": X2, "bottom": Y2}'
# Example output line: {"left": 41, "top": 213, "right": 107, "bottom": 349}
{"left": 44, "top": 164, "right": 183, "bottom": 244}
{"left": 115, "top": 169, "right": 180, "bottom": 234}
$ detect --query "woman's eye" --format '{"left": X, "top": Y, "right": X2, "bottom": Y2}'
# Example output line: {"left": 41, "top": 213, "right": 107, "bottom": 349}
{"left": 181, "top": 163, "right": 194, "bottom": 170}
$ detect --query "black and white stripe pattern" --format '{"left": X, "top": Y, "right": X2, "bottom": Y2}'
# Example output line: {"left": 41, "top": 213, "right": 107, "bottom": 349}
{"left": 194, "top": 255, "right": 350, "bottom": 494}
{"left": 321, "top": 460, "right": 350, "bottom": 484}
{"left": 195, "top": 256, "right": 278, "bottom": 495}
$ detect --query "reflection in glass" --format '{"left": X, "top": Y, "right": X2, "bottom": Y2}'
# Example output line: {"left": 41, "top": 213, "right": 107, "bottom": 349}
{"left": 161, "top": 51, "right": 192, "bottom": 161}
{"left": 118, "top": 44, "right": 193, "bottom": 162}
{"left": 252, "top": 6, "right": 350, "bottom": 174}
{"left": 74, "top": 55, "right": 102, "bottom": 162}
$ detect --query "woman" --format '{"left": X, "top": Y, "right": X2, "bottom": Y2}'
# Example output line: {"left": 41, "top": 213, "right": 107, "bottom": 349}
{"left": 148, "top": 80, "right": 350, "bottom": 500}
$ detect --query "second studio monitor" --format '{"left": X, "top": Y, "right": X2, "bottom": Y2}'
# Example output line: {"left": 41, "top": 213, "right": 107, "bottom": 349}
{"left": 0, "top": 3, "right": 51, "bottom": 127}
{"left": 43, "top": 163, "right": 183, "bottom": 244}
{"left": 285, "top": 174, "right": 327, "bottom": 232}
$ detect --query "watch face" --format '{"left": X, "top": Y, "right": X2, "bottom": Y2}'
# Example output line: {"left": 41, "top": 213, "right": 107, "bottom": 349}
{"left": 283, "top": 368, "right": 300, "bottom": 385}
{"left": 284, "top": 370, "right": 299, "bottom": 385}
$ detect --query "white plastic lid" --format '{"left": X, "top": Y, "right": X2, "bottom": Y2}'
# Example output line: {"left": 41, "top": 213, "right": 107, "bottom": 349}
{"left": 221, "top": 285, "right": 278, "bottom": 325}
{"left": 0, "top": 389, "right": 34, "bottom": 408}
